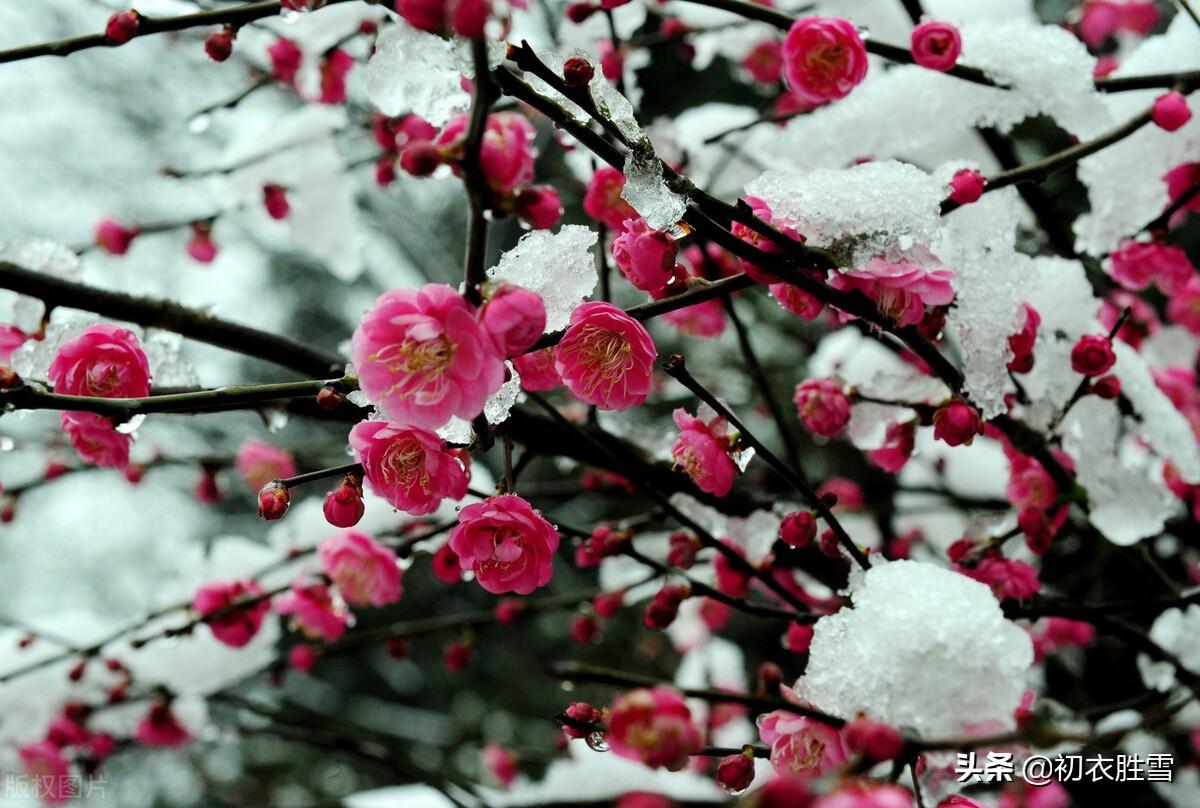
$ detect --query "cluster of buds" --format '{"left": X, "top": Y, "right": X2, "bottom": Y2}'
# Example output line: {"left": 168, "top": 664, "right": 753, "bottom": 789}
{"left": 574, "top": 524, "right": 630, "bottom": 567}
{"left": 643, "top": 584, "right": 690, "bottom": 630}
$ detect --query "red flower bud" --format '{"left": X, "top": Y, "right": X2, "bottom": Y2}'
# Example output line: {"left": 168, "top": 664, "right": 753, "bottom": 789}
{"left": 204, "top": 28, "right": 235, "bottom": 62}
{"left": 105, "top": 11, "right": 140, "bottom": 45}
{"left": 562, "top": 56, "right": 595, "bottom": 88}
{"left": 563, "top": 702, "right": 601, "bottom": 738}
{"left": 263, "top": 184, "right": 290, "bottom": 219}
{"left": 932, "top": 400, "right": 984, "bottom": 447}
{"left": 1070, "top": 334, "right": 1116, "bottom": 377}
{"left": 842, "top": 716, "right": 906, "bottom": 762}
{"left": 593, "top": 590, "right": 624, "bottom": 618}
{"left": 948, "top": 169, "right": 985, "bottom": 205}
{"left": 570, "top": 613, "right": 601, "bottom": 645}
{"left": 565, "top": 2, "right": 597, "bottom": 23}
{"left": 780, "top": 510, "right": 817, "bottom": 548}
{"left": 494, "top": 598, "right": 526, "bottom": 624}
{"left": 316, "top": 386, "right": 342, "bottom": 410}
{"left": 257, "top": 481, "right": 290, "bottom": 520}
{"left": 431, "top": 543, "right": 462, "bottom": 584}
{"left": 643, "top": 585, "right": 688, "bottom": 630}
{"left": 1091, "top": 374, "right": 1121, "bottom": 399}
{"left": 443, "top": 640, "right": 473, "bottom": 672}
{"left": 323, "top": 476, "right": 364, "bottom": 528}
{"left": 716, "top": 749, "right": 756, "bottom": 792}
{"left": 400, "top": 142, "right": 442, "bottom": 177}
{"left": 666, "top": 530, "right": 698, "bottom": 569}
{"left": 757, "top": 661, "right": 782, "bottom": 696}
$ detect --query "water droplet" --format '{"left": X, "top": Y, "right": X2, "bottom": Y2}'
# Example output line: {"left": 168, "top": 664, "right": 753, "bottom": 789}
{"left": 585, "top": 732, "right": 609, "bottom": 752}
{"left": 281, "top": 9, "right": 301, "bottom": 23}
{"left": 188, "top": 114, "right": 212, "bottom": 134}
{"left": 263, "top": 409, "right": 290, "bottom": 433}
{"left": 0, "top": 436, "right": 14, "bottom": 451}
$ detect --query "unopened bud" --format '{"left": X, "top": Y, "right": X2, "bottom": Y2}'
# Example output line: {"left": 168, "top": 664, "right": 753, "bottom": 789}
{"left": 204, "top": 28, "right": 235, "bottom": 62}
{"left": 105, "top": 11, "right": 140, "bottom": 44}
{"left": 323, "top": 476, "right": 364, "bottom": 528}
{"left": 562, "top": 57, "right": 595, "bottom": 88}
{"left": 716, "top": 748, "right": 756, "bottom": 793}
{"left": 258, "top": 481, "right": 290, "bottom": 520}
{"left": 399, "top": 142, "right": 442, "bottom": 177}
{"left": 316, "top": 385, "right": 342, "bottom": 410}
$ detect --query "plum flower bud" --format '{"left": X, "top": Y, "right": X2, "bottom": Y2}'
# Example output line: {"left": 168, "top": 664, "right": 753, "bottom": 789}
{"left": 432, "top": 543, "right": 462, "bottom": 584}
{"left": 593, "top": 590, "right": 623, "bottom": 618}
{"left": 205, "top": 28, "right": 235, "bottom": 62}
{"left": 784, "top": 622, "right": 813, "bottom": 652}
{"left": 258, "top": 481, "right": 290, "bottom": 520}
{"left": 263, "top": 184, "right": 290, "bottom": 219}
{"left": 666, "top": 530, "right": 698, "bottom": 569}
{"left": 911, "top": 21, "right": 962, "bottom": 72}
{"left": 931, "top": 400, "right": 984, "bottom": 447}
{"left": 562, "top": 57, "right": 595, "bottom": 88}
{"left": 612, "top": 218, "right": 685, "bottom": 298}
{"left": 794, "top": 378, "right": 850, "bottom": 438}
{"left": 318, "top": 48, "right": 354, "bottom": 105}
{"left": 1007, "top": 303, "right": 1040, "bottom": 372}
{"left": 562, "top": 702, "right": 602, "bottom": 738}
{"left": 323, "top": 476, "right": 365, "bottom": 528}
{"left": 565, "top": 2, "right": 596, "bottom": 23}
{"left": 95, "top": 219, "right": 139, "bottom": 255}
{"left": 555, "top": 302, "right": 656, "bottom": 411}
{"left": 607, "top": 687, "right": 701, "bottom": 771}
{"left": 268, "top": 38, "right": 303, "bottom": 84}
{"left": 443, "top": 639, "right": 474, "bottom": 672}
{"left": 570, "top": 613, "right": 601, "bottom": 645}
{"left": 643, "top": 585, "right": 689, "bottom": 629}
{"left": 483, "top": 743, "right": 519, "bottom": 789}
{"left": 842, "top": 716, "right": 905, "bottom": 762}
{"left": 780, "top": 510, "right": 817, "bottom": 548}
{"left": 192, "top": 580, "right": 270, "bottom": 648}
{"left": 716, "top": 748, "right": 756, "bottom": 793}
{"left": 583, "top": 167, "right": 638, "bottom": 231}
{"left": 514, "top": 185, "right": 563, "bottom": 230}
{"left": 781, "top": 17, "right": 868, "bottom": 105}
{"left": 948, "top": 169, "right": 985, "bottom": 205}
{"left": 186, "top": 222, "right": 217, "bottom": 264}
{"left": 1092, "top": 374, "right": 1121, "bottom": 399}
{"left": 480, "top": 285, "right": 548, "bottom": 356}
{"left": 1152, "top": 91, "right": 1192, "bottom": 133}
{"left": 105, "top": 11, "right": 140, "bottom": 44}
{"left": 289, "top": 644, "right": 318, "bottom": 672}
{"left": 1070, "top": 334, "right": 1116, "bottom": 376}
{"left": 400, "top": 141, "right": 443, "bottom": 177}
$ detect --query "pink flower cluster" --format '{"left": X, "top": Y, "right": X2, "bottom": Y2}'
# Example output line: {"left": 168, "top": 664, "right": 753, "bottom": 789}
{"left": 1107, "top": 239, "right": 1195, "bottom": 294}
{"left": 48, "top": 324, "right": 152, "bottom": 470}
{"left": 193, "top": 580, "right": 271, "bottom": 648}
{"left": 1078, "top": 0, "right": 1159, "bottom": 48}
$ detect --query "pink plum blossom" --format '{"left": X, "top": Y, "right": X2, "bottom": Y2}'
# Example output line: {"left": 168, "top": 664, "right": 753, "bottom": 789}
{"left": 583, "top": 167, "right": 638, "bottom": 230}
{"left": 275, "top": 582, "right": 351, "bottom": 641}
{"left": 757, "top": 709, "right": 848, "bottom": 778}
{"left": 436, "top": 112, "right": 536, "bottom": 194}
{"left": 349, "top": 420, "right": 469, "bottom": 515}
{"left": 671, "top": 407, "right": 737, "bottom": 496}
{"left": 612, "top": 218, "right": 686, "bottom": 297}
{"left": 135, "top": 703, "right": 191, "bottom": 748}
{"left": 781, "top": 17, "right": 868, "bottom": 105}
{"left": 554, "top": 301, "right": 656, "bottom": 411}
{"left": 235, "top": 440, "right": 298, "bottom": 491}
{"left": 448, "top": 494, "right": 560, "bottom": 595}
{"left": 480, "top": 285, "right": 547, "bottom": 356}
{"left": 607, "top": 687, "right": 702, "bottom": 771}
{"left": 512, "top": 347, "right": 562, "bottom": 391}
{"left": 318, "top": 530, "right": 402, "bottom": 607}
{"left": 794, "top": 378, "right": 850, "bottom": 437}
{"left": 830, "top": 259, "right": 956, "bottom": 327}
{"left": 911, "top": 21, "right": 962, "bottom": 72}
{"left": 192, "top": 580, "right": 271, "bottom": 648}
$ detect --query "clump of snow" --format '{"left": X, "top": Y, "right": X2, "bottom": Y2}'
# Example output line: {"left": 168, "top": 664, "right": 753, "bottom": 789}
{"left": 366, "top": 25, "right": 504, "bottom": 127}
{"left": 438, "top": 361, "right": 523, "bottom": 445}
{"left": 1060, "top": 396, "right": 1175, "bottom": 545}
{"left": 1111, "top": 342, "right": 1200, "bottom": 484}
{"left": 622, "top": 151, "right": 687, "bottom": 231}
{"left": 938, "top": 189, "right": 1028, "bottom": 417}
{"left": 797, "top": 559, "right": 1033, "bottom": 738}
{"left": 1138, "top": 605, "right": 1200, "bottom": 692}
{"left": 1074, "top": 16, "right": 1200, "bottom": 255}
{"left": 745, "top": 161, "right": 944, "bottom": 266}
{"left": 488, "top": 225, "right": 598, "bottom": 331}
{"left": 0, "top": 237, "right": 82, "bottom": 334}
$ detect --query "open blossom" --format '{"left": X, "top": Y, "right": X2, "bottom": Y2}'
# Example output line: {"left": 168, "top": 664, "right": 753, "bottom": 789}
{"left": 436, "top": 112, "right": 536, "bottom": 194}
{"left": 1078, "top": 0, "right": 1158, "bottom": 47}
{"left": 612, "top": 218, "right": 686, "bottom": 297}
{"left": 351, "top": 283, "right": 505, "bottom": 430}
{"left": 192, "top": 580, "right": 271, "bottom": 648}
{"left": 867, "top": 420, "right": 916, "bottom": 473}
{"left": 512, "top": 347, "right": 561, "bottom": 391}
{"left": 235, "top": 440, "right": 297, "bottom": 491}
{"left": 963, "top": 557, "right": 1041, "bottom": 601}
{"left": 730, "top": 196, "right": 805, "bottom": 284}
{"left": 514, "top": 186, "right": 563, "bottom": 230}
{"left": 911, "top": 21, "right": 961, "bottom": 72}
{"left": 1007, "top": 454, "right": 1059, "bottom": 510}
{"left": 60, "top": 412, "right": 131, "bottom": 469}
{"left": 757, "top": 709, "right": 848, "bottom": 778}
{"left": 480, "top": 285, "right": 547, "bottom": 356}
{"left": 448, "top": 495, "right": 560, "bottom": 595}
{"left": 135, "top": 703, "right": 190, "bottom": 748}
{"left": 19, "top": 742, "right": 70, "bottom": 804}
{"left": 275, "top": 582, "right": 351, "bottom": 641}
{"left": 781, "top": 17, "right": 868, "bottom": 105}
{"left": 48, "top": 324, "right": 151, "bottom": 398}
{"left": 583, "top": 167, "right": 638, "bottom": 231}
{"left": 607, "top": 687, "right": 702, "bottom": 771}
{"left": 771, "top": 283, "right": 824, "bottom": 320}
{"left": 671, "top": 408, "right": 737, "bottom": 497}
{"left": 349, "top": 420, "right": 469, "bottom": 515}
{"left": 932, "top": 400, "right": 984, "bottom": 447}
{"left": 1070, "top": 334, "right": 1116, "bottom": 376}
{"left": 555, "top": 302, "right": 656, "bottom": 411}
{"left": 794, "top": 378, "right": 850, "bottom": 437}
{"left": 830, "top": 259, "right": 956, "bottom": 327}
{"left": 1107, "top": 240, "right": 1195, "bottom": 294}
{"left": 318, "top": 531, "right": 402, "bottom": 607}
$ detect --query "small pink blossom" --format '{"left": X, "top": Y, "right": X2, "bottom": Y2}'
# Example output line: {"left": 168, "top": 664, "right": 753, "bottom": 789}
{"left": 830, "top": 259, "right": 956, "bottom": 327}
{"left": 480, "top": 285, "right": 547, "bottom": 356}
{"left": 555, "top": 301, "right": 656, "bottom": 411}
{"left": 351, "top": 283, "right": 505, "bottom": 430}
{"left": 275, "top": 582, "right": 351, "bottom": 641}
{"left": 483, "top": 743, "right": 519, "bottom": 788}
{"left": 867, "top": 420, "right": 915, "bottom": 473}
{"left": 612, "top": 218, "right": 686, "bottom": 297}
{"left": 192, "top": 580, "right": 271, "bottom": 648}
{"left": 318, "top": 48, "right": 354, "bottom": 105}
{"left": 781, "top": 17, "right": 868, "bottom": 105}
{"left": 95, "top": 219, "right": 139, "bottom": 255}
{"left": 515, "top": 185, "right": 563, "bottom": 229}
{"left": 671, "top": 407, "right": 736, "bottom": 497}
{"left": 794, "top": 378, "right": 850, "bottom": 438}
{"left": 932, "top": 400, "right": 984, "bottom": 447}
{"left": 268, "top": 38, "right": 303, "bottom": 84}
{"left": 743, "top": 39, "right": 783, "bottom": 84}
{"left": 436, "top": 112, "right": 536, "bottom": 194}
{"left": 964, "top": 557, "right": 1041, "bottom": 601}
{"left": 1078, "top": 1, "right": 1158, "bottom": 48}
{"left": 349, "top": 420, "right": 468, "bottom": 515}
{"left": 1167, "top": 275, "right": 1200, "bottom": 334}
{"left": 607, "top": 687, "right": 702, "bottom": 771}
{"left": 1108, "top": 240, "right": 1195, "bottom": 295}
{"left": 323, "top": 477, "right": 365, "bottom": 528}
{"left": 1070, "top": 334, "right": 1116, "bottom": 376}
{"left": 48, "top": 324, "right": 151, "bottom": 398}
{"left": 911, "top": 21, "right": 962, "bottom": 72}
{"left": 770, "top": 283, "right": 824, "bottom": 320}
{"left": 235, "top": 440, "right": 298, "bottom": 491}
{"left": 60, "top": 412, "right": 131, "bottom": 469}
{"left": 135, "top": 703, "right": 191, "bottom": 748}
{"left": 583, "top": 167, "right": 638, "bottom": 230}
{"left": 19, "top": 742, "right": 71, "bottom": 803}
{"left": 512, "top": 347, "right": 562, "bottom": 391}
{"left": 318, "top": 530, "right": 403, "bottom": 607}
{"left": 1008, "top": 303, "right": 1040, "bottom": 373}
{"left": 289, "top": 644, "right": 318, "bottom": 672}
{"left": 757, "top": 709, "right": 848, "bottom": 778}
{"left": 448, "top": 494, "right": 560, "bottom": 595}
{"left": 1152, "top": 91, "right": 1192, "bottom": 132}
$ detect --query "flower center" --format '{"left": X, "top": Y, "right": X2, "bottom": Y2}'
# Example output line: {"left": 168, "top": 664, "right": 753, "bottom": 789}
{"left": 373, "top": 335, "right": 456, "bottom": 398}
{"left": 382, "top": 438, "right": 430, "bottom": 492}
{"left": 85, "top": 363, "right": 125, "bottom": 397}
{"left": 573, "top": 326, "right": 632, "bottom": 396}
